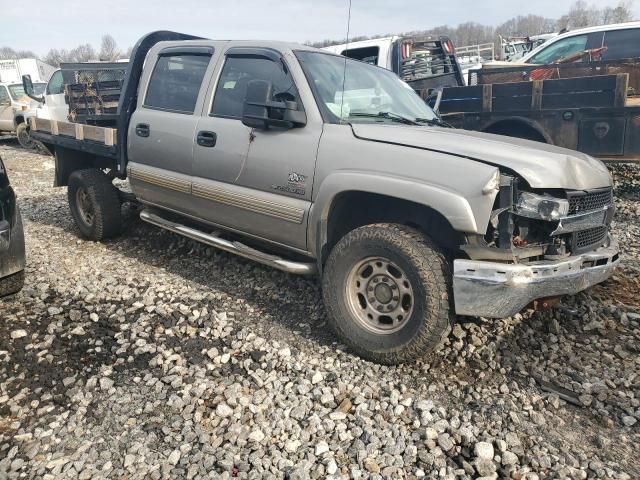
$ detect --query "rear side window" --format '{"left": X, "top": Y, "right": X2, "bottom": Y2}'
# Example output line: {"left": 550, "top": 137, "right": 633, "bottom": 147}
{"left": 145, "top": 54, "right": 211, "bottom": 114}
{"left": 211, "top": 56, "right": 300, "bottom": 119}
{"left": 342, "top": 46, "right": 380, "bottom": 65}
{"left": 602, "top": 29, "right": 640, "bottom": 60}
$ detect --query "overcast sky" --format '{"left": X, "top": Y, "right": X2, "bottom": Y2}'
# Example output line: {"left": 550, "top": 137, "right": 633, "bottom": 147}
{"left": 1, "top": 0, "right": 637, "bottom": 55}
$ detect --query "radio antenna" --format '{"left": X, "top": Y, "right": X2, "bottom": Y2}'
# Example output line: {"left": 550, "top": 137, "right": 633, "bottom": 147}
{"left": 339, "top": 0, "right": 352, "bottom": 122}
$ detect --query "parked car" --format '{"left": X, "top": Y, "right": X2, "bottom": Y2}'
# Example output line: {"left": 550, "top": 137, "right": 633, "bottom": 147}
{"left": 515, "top": 21, "right": 640, "bottom": 65}
{"left": 0, "top": 154, "right": 25, "bottom": 297}
{"left": 28, "top": 31, "right": 619, "bottom": 364}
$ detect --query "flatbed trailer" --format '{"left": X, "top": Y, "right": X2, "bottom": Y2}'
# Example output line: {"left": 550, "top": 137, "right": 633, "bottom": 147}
{"left": 29, "top": 31, "right": 200, "bottom": 186}
{"left": 438, "top": 73, "right": 640, "bottom": 163}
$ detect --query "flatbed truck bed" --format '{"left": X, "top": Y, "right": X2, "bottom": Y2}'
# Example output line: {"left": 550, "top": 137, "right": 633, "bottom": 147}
{"left": 438, "top": 73, "right": 640, "bottom": 163}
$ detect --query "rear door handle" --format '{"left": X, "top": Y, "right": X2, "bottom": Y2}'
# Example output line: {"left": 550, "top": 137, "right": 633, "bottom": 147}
{"left": 196, "top": 130, "right": 217, "bottom": 147}
{"left": 135, "top": 123, "right": 150, "bottom": 137}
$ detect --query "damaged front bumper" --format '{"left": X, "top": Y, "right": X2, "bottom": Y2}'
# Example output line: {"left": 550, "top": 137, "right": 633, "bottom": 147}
{"left": 453, "top": 236, "right": 620, "bottom": 318}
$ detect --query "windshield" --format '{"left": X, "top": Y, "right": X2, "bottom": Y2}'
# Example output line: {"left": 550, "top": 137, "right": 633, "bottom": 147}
{"left": 8, "top": 83, "right": 46, "bottom": 101}
{"left": 526, "top": 34, "right": 588, "bottom": 64}
{"left": 296, "top": 51, "right": 437, "bottom": 124}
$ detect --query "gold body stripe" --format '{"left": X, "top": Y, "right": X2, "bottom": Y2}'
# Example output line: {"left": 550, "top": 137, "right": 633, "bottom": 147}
{"left": 128, "top": 165, "right": 191, "bottom": 194}
{"left": 192, "top": 182, "right": 305, "bottom": 224}
{"left": 128, "top": 164, "right": 304, "bottom": 224}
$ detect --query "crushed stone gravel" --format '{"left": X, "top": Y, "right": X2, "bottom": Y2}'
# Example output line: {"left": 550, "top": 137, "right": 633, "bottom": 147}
{"left": 0, "top": 140, "right": 638, "bottom": 479}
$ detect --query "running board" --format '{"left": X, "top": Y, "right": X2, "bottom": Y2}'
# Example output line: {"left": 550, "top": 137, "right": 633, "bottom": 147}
{"left": 139, "top": 209, "right": 317, "bottom": 275}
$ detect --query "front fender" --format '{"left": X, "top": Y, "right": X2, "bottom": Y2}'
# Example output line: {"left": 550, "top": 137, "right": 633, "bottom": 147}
{"left": 308, "top": 170, "right": 497, "bottom": 257}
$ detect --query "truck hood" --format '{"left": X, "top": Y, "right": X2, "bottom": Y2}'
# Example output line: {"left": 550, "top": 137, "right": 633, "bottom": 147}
{"left": 351, "top": 124, "right": 612, "bottom": 190}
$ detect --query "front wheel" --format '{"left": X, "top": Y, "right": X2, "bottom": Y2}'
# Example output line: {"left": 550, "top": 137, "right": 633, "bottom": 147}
{"left": 322, "top": 224, "right": 452, "bottom": 364}
{"left": 68, "top": 169, "right": 122, "bottom": 240}
{"left": 16, "top": 123, "right": 36, "bottom": 150}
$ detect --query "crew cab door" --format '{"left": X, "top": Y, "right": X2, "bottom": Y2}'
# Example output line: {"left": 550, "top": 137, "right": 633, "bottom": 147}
{"left": 192, "top": 48, "right": 322, "bottom": 251}
{"left": 0, "top": 87, "right": 12, "bottom": 131}
{"left": 127, "top": 47, "right": 215, "bottom": 214}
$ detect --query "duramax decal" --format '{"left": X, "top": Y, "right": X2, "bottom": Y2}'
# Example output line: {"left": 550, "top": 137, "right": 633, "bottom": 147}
{"left": 273, "top": 172, "right": 307, "bottom": 195}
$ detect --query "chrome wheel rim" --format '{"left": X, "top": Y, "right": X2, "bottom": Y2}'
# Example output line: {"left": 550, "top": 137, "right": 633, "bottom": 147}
{"left": 76, "top": 187, "right": 95, "bottom": 226}
{"left": 345, "top": 256, "right": 414, "bottom": 335}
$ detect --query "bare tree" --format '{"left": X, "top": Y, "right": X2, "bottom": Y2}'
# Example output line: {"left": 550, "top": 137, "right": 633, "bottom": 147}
{"left": 0, "top": 47, "right": 39, "bottom": 60}
{"left": 602, "top": 0, "right": 635, "bottom": 23}
{"left": 557, "top": 0, "right": 633, "bottom": 30}
{"left": 70, "top": 44, "right": 97, "bottom": 63}
{"left": 0, "top": 47, "right": 17, "bottom": 59}
{"left": 99, "top": 34, "right": 120, "bottom": 61}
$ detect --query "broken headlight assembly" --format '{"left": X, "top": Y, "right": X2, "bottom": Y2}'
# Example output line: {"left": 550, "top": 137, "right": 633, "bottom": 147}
{"left": 516, "top": 192, "right": 569, "bottom": 221}
{"left": 464, "top": 176, "right": 570, "bottom": 262}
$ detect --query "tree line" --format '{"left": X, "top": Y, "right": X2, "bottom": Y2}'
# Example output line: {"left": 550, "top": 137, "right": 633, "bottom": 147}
{"left": 0, "top": 0, "right": 635, "bottom": 65}
{"left": 308, "top": 0, "right": 635, "bottom": 48}
{"left": 0, "top": 35, "right": 130, "bottom": 66}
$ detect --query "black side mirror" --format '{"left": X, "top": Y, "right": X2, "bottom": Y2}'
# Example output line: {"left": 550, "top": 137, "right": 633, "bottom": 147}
{"left": 242, "top": 79, "right": 306, "bottom": 130}
{"left": 22, "top": 75, "right": 44, "bottom": 103}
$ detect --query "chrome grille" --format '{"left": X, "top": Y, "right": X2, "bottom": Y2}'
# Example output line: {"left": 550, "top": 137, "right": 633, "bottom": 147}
{"left": 568, "top": 188, "right": 613, "bottom": 215}
{"left": 574, "top": 226, "right": 608, "bottom": 252}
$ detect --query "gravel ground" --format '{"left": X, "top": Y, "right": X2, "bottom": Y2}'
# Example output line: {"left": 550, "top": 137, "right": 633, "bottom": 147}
{"left": 0, "top": 140, "right": 638, "bottom": 479}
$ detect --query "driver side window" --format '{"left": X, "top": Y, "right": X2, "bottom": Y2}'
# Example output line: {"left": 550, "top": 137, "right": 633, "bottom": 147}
{"left": 46, "top": 71, "right": 65, "bottom": 95}
{"left": 211, "top": 56, "right": 300, "bottom": 119}
{"left": 528, "top": 34, "right": 588, "bottom": 64}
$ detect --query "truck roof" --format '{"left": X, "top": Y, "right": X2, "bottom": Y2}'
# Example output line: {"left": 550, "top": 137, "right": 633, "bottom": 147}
{"left": 150, "top": 39, "right": 326, "bottom": 54}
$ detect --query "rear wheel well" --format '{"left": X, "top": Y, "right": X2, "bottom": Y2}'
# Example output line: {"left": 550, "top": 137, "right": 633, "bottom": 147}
{"left": 53, "top": 147, "right": 115, "bottom": 186}
{"left": 14, "top": 115, "right": 25, "bottom": 125}
{"left": 483, "top": 120, "right": 548, "bottom": 143}
{"left": 322, "top": 191, "right": 462, "bottom": 265}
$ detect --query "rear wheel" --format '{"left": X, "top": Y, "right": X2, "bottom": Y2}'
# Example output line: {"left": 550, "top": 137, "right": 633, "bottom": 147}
{"left": 68, "top": 169, "right": 122, "bottom": 240}
{"left": 16, "top": 123, "right": 36, "bottom": 150}
{"left": 322, "top": 223, "right": 452, "bottom": 364}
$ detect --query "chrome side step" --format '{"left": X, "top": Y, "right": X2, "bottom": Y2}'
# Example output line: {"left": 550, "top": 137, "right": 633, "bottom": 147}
{"left": 139, "top": 209, "right": 317, "bottom": 276}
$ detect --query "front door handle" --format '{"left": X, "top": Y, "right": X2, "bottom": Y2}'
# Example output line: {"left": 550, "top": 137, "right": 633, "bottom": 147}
{"left": 135, "top": 123, "right": 150, "bottom": 137}
{"left": 196, "top": 130, "right": 217, "bottom": 147}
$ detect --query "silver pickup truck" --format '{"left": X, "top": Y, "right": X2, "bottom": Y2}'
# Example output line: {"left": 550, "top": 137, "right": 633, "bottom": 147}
{"left": 27, "top": 31, "right": 619, "bottom": 364}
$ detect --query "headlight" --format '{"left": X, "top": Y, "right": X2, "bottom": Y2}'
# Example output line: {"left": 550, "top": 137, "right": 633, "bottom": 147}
{"left": 517, "top": 192, "right": 569, "bottom": 221}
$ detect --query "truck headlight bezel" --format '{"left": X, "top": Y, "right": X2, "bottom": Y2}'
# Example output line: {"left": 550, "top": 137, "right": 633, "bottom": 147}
{"left": 516, "top": 192, "right": 569, "bottom": 221}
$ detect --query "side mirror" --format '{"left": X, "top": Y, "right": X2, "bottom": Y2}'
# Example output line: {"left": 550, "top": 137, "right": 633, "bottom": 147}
{"left": 22, "top": 75, "right": 44, "bottom": 103}
{"left": 242, "top": 79, "right": 306, "bottom": 130}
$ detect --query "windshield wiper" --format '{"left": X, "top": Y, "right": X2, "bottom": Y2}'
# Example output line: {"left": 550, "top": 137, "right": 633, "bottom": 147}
{"left": 349, "top": 111, "right": 420, "bottom": 126}
{"left": 415, "top": 117, "right": 453, "bottom": 128}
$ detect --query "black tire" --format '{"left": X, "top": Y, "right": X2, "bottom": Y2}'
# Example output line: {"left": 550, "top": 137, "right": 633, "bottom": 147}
{"left": 0, "top": 270, "right": 25, "bottom": 298}
{"left": 67, "top": 169, "right": 122, "bottom": 240}
{"left": 322, "top": 223, "right": 452, "bottom": 365}
{"left": 16, "top": 123, "right": 36, "bottom": 150}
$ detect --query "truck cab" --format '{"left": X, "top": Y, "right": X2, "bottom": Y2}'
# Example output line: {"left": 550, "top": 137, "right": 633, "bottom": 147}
{"left": 14, "top": 70, "right": 70, "bottom": 149}
{"left": 323, "top": 35, "right": 465, "bottom": 91}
